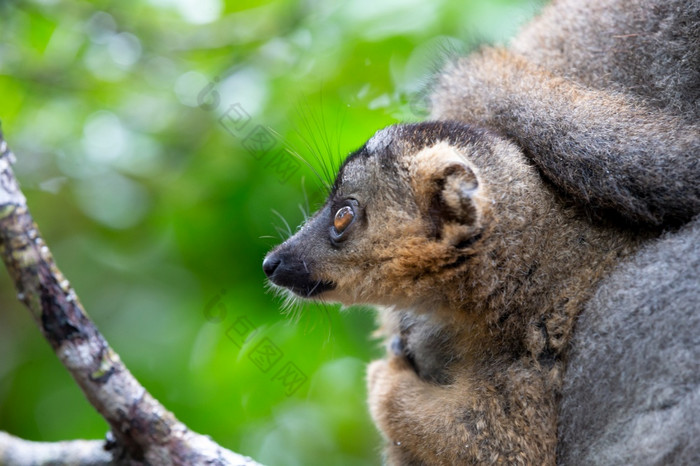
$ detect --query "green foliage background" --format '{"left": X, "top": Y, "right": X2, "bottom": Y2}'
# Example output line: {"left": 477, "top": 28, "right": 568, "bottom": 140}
{"left": 0, "top": 0, "right": 541, "bottom": 464}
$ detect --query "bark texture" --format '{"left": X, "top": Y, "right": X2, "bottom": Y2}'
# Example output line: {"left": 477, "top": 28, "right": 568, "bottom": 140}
{"left": 0, "top": 431, "right": 113, "bottom": 466}
{"left": 0, "top": 129, "right": 262, "bottom": 466}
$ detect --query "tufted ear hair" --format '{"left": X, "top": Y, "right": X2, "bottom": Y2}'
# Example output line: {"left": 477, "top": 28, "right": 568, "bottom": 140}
{"left": 409, "top": 141, "right": 482, "bottom": 239}
{"left": 437, "top": 162, "right": 479, "bottom": 224}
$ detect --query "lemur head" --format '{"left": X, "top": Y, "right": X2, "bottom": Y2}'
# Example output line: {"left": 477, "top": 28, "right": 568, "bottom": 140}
{"left": 263, "top": 121, "right": 540, "bottom": 309}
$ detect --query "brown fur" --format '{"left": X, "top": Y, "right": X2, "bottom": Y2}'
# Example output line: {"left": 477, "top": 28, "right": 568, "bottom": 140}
{"left": 264, "top": 121, "right": 643, "bottom": 464}
{"left": 263, "top": 0, "right": 698, "bottom": 463}
{"left": 432, "top": 0, "right": 700, "bottom": 227}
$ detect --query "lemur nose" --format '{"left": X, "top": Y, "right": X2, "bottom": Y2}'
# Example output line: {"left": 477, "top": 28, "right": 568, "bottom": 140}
{"left": 262, "top": 254, "right": 281, "bottom": 278}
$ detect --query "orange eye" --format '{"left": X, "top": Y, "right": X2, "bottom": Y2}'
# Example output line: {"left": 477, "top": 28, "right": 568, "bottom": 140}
{"left": 334, "top": 206, "right": 355, "bottom": 233}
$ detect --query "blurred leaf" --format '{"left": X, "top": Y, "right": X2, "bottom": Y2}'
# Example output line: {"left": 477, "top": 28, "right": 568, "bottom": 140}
{"left": 0, "top": 0, "right": 542, "bottom": 463}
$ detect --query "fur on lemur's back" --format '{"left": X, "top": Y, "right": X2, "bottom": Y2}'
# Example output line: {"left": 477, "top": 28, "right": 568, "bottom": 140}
{"left": 559, "top": 217, "right": 700, "bottom": 465}
{"left": 431, "top": 0, "right": 700, "bottom": 227}
{"left": 512, "top": 0, "right": 700, "bottom": 119}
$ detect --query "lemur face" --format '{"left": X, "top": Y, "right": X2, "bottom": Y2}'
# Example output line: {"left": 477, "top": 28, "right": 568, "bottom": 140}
{"left": 263, "top": 121, "right": 494, "bottom": 308}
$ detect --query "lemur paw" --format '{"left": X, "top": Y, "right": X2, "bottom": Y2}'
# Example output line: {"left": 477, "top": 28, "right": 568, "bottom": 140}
{"left": 367, "top": 356, "right": 417, "bottom": 436}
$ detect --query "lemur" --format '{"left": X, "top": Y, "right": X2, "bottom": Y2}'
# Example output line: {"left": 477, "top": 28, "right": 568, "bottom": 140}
{"left": 263, "top": 0, "right": 699, "bottom": 463}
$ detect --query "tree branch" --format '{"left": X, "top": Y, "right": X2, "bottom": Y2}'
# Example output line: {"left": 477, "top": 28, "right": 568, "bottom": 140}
{"left": 0, "top": 431, "right": 113, "bottom": 466}
{"left": 0, "top": 129, "right": 262, "bottom": 465}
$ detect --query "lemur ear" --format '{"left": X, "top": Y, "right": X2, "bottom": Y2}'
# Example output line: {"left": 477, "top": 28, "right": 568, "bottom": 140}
{"left": 410, "top": 142, "right": 481, "bottom": 231}
{"left": 437, "top": 163, "right": 479, "bottom": 224}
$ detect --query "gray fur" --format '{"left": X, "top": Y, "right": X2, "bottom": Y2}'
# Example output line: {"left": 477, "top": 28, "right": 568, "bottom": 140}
{"left": 512, "top": 0, "right": 700, "bottom": 120}
{"left": 431, "top": 0, "right": 700, "bottom": 226}
{"left": 266, "top": 0, "right": 700, "bottom": 462}
{"left": 559, "top": 216, "right": 700, "bottom": 465}
{"left": 426, "top": 0, "right": 700, "bottom": 462}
